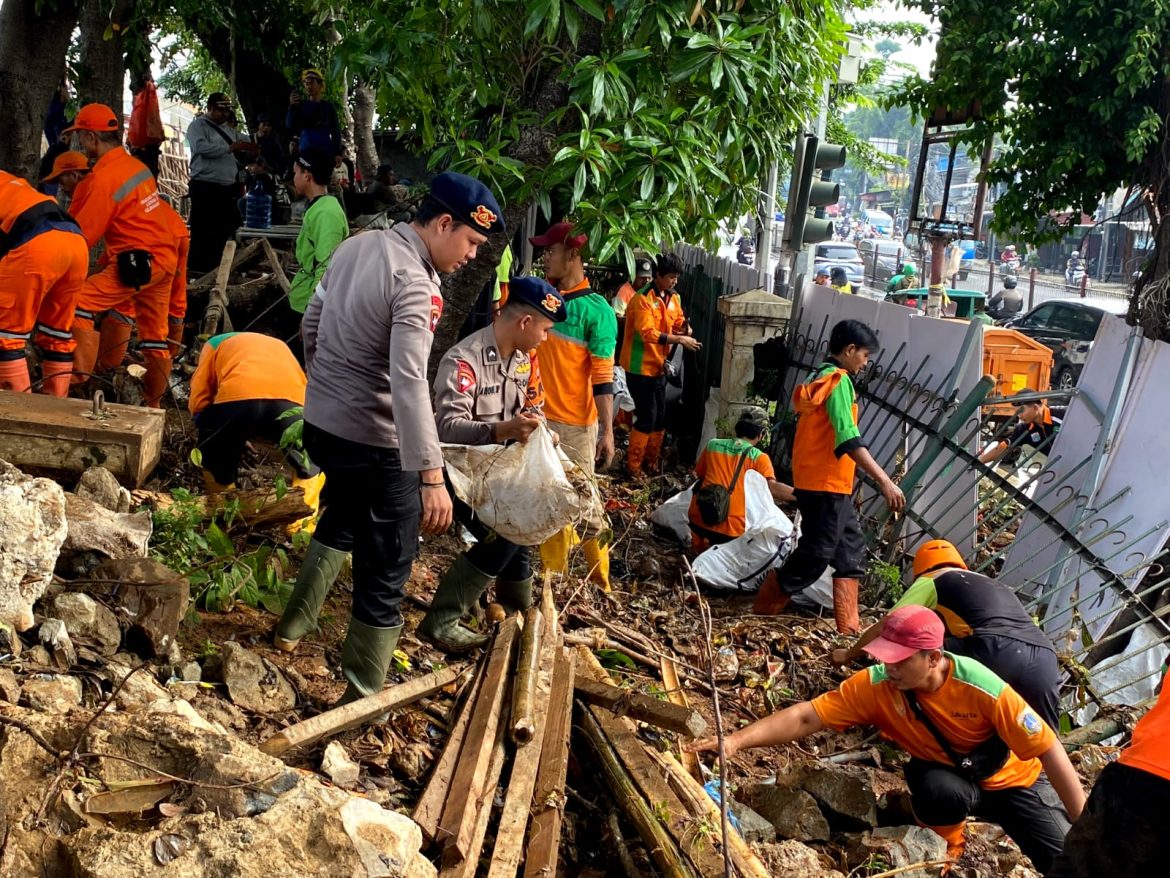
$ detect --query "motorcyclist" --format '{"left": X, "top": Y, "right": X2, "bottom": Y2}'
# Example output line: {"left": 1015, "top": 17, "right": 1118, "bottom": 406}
{"left": 1000, "top": 244, "right": 1021, "bottom": 275}
{"left": 885, "top": 262, "right": 918, "bottom": 294}
{"left": 987, "top": 276, "right": 1024, "bottom": 320}
{"left": 1065, "top": 250, "right": 1086, "bottom": 284}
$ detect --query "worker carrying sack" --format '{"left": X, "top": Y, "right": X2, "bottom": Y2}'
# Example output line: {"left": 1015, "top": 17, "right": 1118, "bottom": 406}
{"left": 693, "top": 446, "right": 751, "bottom": 527}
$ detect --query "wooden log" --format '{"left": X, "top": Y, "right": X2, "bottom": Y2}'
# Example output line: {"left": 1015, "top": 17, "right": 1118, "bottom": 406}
{"left": 201, "top": 240, "right": 238, "bottom": 338}
{"left": 661, "top": 656, "right": 703, "bottom": 781}
{"left": 414, "top": 659, "right": 488, "bottom": 843}
{"left": 0, "top": 392, "right": 165, "bottom": 487}
{"left": 438, "top": 711, "right": 508, "bottom": 878}
{"left": 511, "top": 605, "right": 544, "bottom": 744}
{"left": 574, "top": 676, "right": 708, "bottom": 737}
{"left": 607, "top": 809, "right": 646, "bottom": 878}
{"left": 437, "top": 618, "right": 519, "bottom": 865}
{"left": 260, "top": 237, "right": 292, "bottom": 295}
{"left": 190, "top": 239, "right": 264, "bottom": 288}
{"left": 258, "top": 666, "right": 462, "bottom": 756}
{"left": 137, "top": 485, "right": 312, "bottom": 532}
{"left": 486, "top": 606, "right": 559, "bottom": 878}
{"left": 524, "top": 646, "right": 575, "bottom": 878}
{"left": 647, "top": 747, "right": 773, "bottom": 878}
{"left": 563, "top": 631, "right": 659, "bottom": 669}
{"left": 576, "top": 706, "right": 699, "bottom": 878}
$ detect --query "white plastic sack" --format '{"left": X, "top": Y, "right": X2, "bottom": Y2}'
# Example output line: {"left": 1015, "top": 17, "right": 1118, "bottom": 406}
{"left": 442, "top": 423, "right": 581, "bottom": 546}
{"left": 692, "top": 472, "right": 796, "bottom": 592}
{"left": 613, "top": 365, "right": 637, "bottom": 414}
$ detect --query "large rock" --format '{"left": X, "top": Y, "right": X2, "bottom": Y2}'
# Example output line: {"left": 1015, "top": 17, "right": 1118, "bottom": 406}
{"left": 102, "top": 655, "right": 172, "bottom": 710}
{"left": 75, "top": 466, "right": 131, "bottom": 513}
{"left": 0, "top": 458, "right": 69, "bottom": 631}
{"left": 23, "top": 674, "right": 83, "bottom": 713}
{"left": 322, "top": 741, "right": 361, "bottom": 789}
{"left": 60, "top": 493, "right": 151, "bottom": 563}
{"left": 0, "top": 666, "right": 21, "bottom": 703}
{"left": 39, "top": 618, "right": 78, "bottom": 669}
{"left": 798, "top": 765, "right": 878, "bottom": 830}
{"left": 87, "top": 557, "right": 189, "bottom": 658}
{"left": 49, "top": 592, "right": 121, "bottom": 655}
{"left": 744, "top": 784, "right": 831, "bottom": 842}
{"left": 221, "top": 642, "right": 296, "bottom": 713}
{"left": 752, "top": 840, "right": 846, "bottom": 878}
{"left": 728, "top": 800, "right": 775, "bottom": 844}
{"left": 861, "top": 826, "right": 948, "bottom": 878}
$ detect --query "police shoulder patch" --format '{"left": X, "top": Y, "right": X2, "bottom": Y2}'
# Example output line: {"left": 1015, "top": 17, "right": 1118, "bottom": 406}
{"left": 1017, "top": 707, "right": 1043, "bottom": 737}
{"left": 456, "top": 360, "right": 476, "bottom": 393}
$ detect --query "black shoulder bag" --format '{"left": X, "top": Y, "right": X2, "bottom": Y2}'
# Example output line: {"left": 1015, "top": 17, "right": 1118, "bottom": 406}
{"left": 903, "top": 689, "right": 1010, "bottom": 782}
{"left": 693, "top": 447, "right": 751, "bottom": 527}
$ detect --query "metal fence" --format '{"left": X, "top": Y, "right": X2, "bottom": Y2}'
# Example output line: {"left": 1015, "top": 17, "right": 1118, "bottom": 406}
{"left": 767, "top": 284, "right": 1170, "bottom": 722}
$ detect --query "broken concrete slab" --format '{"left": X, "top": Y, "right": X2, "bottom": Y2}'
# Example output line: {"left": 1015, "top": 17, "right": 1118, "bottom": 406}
{"left": 862, "top": 825, "right": 949, "bottom": 878}
{"left": 322, "top": 741, "right": 361, "bottom": 789}
{"left": 75, "top": 466, "right": 131, "bottom": 513}
{"left": 0, "top": 458, "right": 69, "bottom": 632}
{"left": 798, "top": 764, "right": 879, "bottom": 830}
{"left": 728, "top": 800, "right": 776, "bottom": 844}
{"left": 61, "top": 493, "right": 151, "bottom": 564}
{"left": 23, "top": 674, "right": 83, "bottom": 713}
{"left": 49, "top": 592, "right": 121, "bottom": 655}
{"left": 85, "top": 557, "right": 189, "bottom": 658}
{"left": 39, "top": 618, "right": 78, "bottom": 669}
{"left": 221, "top": 641, "right": 296, "bottom": 714}
{"left": 744, "top": 784, "right": 831, "bottom": 842}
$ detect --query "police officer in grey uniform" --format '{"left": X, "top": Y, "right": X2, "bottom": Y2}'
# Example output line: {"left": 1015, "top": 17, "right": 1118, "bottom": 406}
{"left": 419, "top": 277, "right": 567, "bottom": 651}
{"left": 274, "top": 171, "right": 505, "bottom": 704}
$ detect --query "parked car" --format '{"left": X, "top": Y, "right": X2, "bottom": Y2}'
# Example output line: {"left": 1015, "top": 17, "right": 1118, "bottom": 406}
{"left": 1004, "top": 297, "right": 1129, "bottom": 389}
{"left": 813, "top": 242, "right": 865, "bottom": 285}
{"left": 858, "top": 239, "right": 907, "bottom": 284}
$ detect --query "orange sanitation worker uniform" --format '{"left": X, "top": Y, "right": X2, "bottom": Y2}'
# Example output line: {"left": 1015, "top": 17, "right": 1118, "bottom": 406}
{"left": 0, "top": 171, "right": 89, "bottom": 396}
{"left": 68, "top": 145, "right": 178, "bottom": 406}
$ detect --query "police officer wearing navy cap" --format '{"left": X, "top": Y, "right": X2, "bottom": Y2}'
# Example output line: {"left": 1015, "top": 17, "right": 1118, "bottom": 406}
{"left": 275, "top": 171, "right": 506, "bottom": 700}
{"left": 418, "top": 277, "right": 566, "bottom": 651}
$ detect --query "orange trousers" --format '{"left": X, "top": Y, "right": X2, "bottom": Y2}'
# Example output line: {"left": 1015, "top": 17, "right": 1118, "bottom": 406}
{"left": 0, "top": 229, "right": 88, "bottom": 357}
{"left": 113, "top": 235, "right": 189, "bottom": 359}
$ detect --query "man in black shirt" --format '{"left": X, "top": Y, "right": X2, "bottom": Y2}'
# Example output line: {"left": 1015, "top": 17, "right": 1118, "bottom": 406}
{"left": 831, "top": 538, "right": 1062, "bottom": 728}
{"left": 980, "top": 391, "right": 1056, "bottom": 466}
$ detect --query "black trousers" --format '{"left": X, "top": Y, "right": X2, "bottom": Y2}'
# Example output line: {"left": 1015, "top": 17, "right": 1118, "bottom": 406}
{"left": 626, "top": 372, "right": 667, "bottom": 432}
{"left": 195, "top": 398, "right": 311, "bottom": 485}
{"left": 453, "top": 495, "right": 530, "bottom": 582}
{"left": 905, "top": 759, "right": 1070, "bottom": 876}
{"left": 188, "top": 179, "right": 241, "bottom": 273}
{"left": 1048, "top": 761, "right": 1170, "bottom": 878}
{"left": 949, "top": 633, "right": 1062, "bottom": 730}
{"left": 306, "top": 423, "right": 420, "bottom": 629}
{"left": 777, "top": 489, "right": 865, "bottom": 593}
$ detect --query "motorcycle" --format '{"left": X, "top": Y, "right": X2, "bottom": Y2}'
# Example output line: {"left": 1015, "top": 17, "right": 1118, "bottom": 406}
{"left": 1065, "top": 264, "right": 1086, "bottom": 288}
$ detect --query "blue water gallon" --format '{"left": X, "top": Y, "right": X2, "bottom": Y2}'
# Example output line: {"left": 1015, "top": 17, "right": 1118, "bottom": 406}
{"left": 244, "top": 185, "right": 272, "bottom": 229}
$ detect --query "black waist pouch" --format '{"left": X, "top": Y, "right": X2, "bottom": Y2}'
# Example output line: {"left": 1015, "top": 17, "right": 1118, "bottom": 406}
{"left": 116, "top": 249, "right": 153, "bottom": 288}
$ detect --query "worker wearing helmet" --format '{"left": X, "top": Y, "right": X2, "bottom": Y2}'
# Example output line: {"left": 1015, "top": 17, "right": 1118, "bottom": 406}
{"left": 829, "top": 266, "right": 852, "bottom": 294}
{"left": 886, "top": 262, "right": 918, "bottom": 294}
{"left": 830, "top": 538, "right": 1062, "bottom": 728}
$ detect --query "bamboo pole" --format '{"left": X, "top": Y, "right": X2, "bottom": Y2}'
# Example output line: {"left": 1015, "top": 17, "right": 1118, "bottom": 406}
{"left": 523, "top": 647, "right": 575, "bottom": 878}
{"left": 511, "top": 605, "right": 544, "bottom": 744}
{"left": 661, "top": 656, "right": 703, "bottom": 781}
{"left": 577, "top": 706, "right": 699, "bottom": 878}
{"left": 259, "top": 666, "right": 462, "bottom": 756}
{"left": 574, "top": 676, "right": 708, "bottom": 737}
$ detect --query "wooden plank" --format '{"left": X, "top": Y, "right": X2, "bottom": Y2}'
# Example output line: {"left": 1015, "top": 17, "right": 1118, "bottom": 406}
{"left": 486, "top": 601, "right": 559, "bottom": 878}
{"left": 437, "top": 715, "right": 508, "bottom": 878}
{"left": 259, "top": 237, "right": 292, "bottom": 296}
{"left": 190, "top": 239, "right": 264, "bottom": 289}
{"left": 574, "top": 676, "right": 708, "bottom": 737}
{"left": 258, "top": 667, "right": 462, "bottom": 756}
{"left": 660, "top": 656, "right": 703, "bottom": 781}
{"left": 523, "top": 647, "right": 574, "bottom": 878}
{"left": 414, "top": 659, "right": 488, "bottom": 843}
{"left": 437, "top": 618, "right": 519, "bottom": 865}
{"left": 0, "top": 391, "right": 165, "bottom": 486}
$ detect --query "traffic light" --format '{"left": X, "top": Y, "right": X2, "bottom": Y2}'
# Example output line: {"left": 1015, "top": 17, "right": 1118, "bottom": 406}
{"left": 782, "top": 134, "right": 846, "bottom": 248}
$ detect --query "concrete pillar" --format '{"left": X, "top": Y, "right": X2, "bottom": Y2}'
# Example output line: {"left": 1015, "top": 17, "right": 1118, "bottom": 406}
{"left": 715, "top": 289, "right": 792, "bottom": 425}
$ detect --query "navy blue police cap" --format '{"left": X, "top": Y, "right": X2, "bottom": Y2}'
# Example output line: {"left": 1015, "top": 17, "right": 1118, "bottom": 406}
{"left": 429, "top": 171, "right": 505, "bottom": 235}
{"left": 508, "top": 276, "right": 566, "bottom": 323}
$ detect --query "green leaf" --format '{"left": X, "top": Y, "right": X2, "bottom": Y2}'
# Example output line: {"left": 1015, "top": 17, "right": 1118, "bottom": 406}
{"left": 205, "top": 523, "right": 234, "bottom": 559}
{"left": 573, "top": 0, "right": 606, "bottom": 22}
{"left": 596, "top": 648, "right": 636, "bottom": 671}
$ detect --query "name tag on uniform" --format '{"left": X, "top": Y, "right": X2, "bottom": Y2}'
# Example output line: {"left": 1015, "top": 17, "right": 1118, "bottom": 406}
{"left": 482, "top": 385, "right": 501, "bottom": 395}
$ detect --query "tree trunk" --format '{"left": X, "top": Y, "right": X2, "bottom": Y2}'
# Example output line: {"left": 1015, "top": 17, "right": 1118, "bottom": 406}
{"left": 77, "top": 0, "right": 135, "bottom": 125}
{"left": 352, "top": 80, "right": 379, "bottom": 182}
{"left": 193, "top": 24, "right": 293, "bottom": 133}
{"left": 338, "top": 70, "right": 355, "bottom": 159}
{"left": 0, "top": 0, "right": 80, "bottom": 181}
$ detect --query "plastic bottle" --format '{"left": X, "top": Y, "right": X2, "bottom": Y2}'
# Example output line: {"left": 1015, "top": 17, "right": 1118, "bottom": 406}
{"left": 244, "top": 183, "right": 272, "bottom": 230}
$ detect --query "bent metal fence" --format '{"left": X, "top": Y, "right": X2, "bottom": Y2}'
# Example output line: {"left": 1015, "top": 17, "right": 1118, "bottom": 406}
{"left": 765, "top": 283, "right": 1170, "bottom": 723}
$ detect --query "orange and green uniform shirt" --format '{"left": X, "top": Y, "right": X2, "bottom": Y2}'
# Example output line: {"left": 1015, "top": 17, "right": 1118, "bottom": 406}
{"left": 188, "top": 332, "right": 306, "bottom": 416}
{"left": 619, "top": 284, "right": 686, "bottom": 378}
{"left": 1118, "top": 665, "right": 1170, "bottom": 783}
{"left": 812, "top": 653, "right": 1056, "bottom": 792}
{"left": 539, "top": 278, "right": 617, "bottom": 427}
{"left": 791, "top": 358, "right": 864, "bottom": 494}
{"left": 688, "top": 438, "right": 776, "bottom": 540}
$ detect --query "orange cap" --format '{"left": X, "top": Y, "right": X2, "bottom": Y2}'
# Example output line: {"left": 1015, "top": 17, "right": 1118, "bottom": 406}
{"left": 62, "top": 103, "right": 120, "bottom": 135}
{"left": 912, "top": 539, "right": 968, "bottom": 578}
{"left": 43, "top": 151, "right": 90, "bottom": 183}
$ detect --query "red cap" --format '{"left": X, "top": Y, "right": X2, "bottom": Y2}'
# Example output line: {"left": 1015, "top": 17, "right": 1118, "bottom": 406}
{"left": 63, "top": 103, "right": 120, "bottom": 135}
{"left": 529, "top": 221, "right": 587, "bottom": 250}
{"left": 863, "top": 605, "right": 944, "bottom": 664}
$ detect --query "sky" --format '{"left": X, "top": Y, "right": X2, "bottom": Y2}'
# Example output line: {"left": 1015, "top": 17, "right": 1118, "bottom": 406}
{"left": 854, "top": 1, "right": 938, "bottom": 77}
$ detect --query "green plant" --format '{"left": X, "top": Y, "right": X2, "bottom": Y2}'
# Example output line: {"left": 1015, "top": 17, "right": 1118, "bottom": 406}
{"left": 865, "top": 557, "right": 904, "bottom": 607}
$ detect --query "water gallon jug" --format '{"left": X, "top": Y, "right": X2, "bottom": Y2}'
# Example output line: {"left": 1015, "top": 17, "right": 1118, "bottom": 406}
{"left": 244, "top": 184, "right": 272, "bottom": 229}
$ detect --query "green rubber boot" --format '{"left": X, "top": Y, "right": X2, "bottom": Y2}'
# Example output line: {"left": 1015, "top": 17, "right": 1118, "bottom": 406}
{"left": 337, "top": 618, "right": 403, "bottom": 706}
{"left": 495, "top": 575, "right": 534, "bottom": 615}
{"left": 274, "top": 540, "right": 348, "bottom": 652}
{"left": 417, "top": 554, "right": 493, "bottom": 653}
